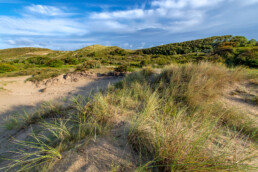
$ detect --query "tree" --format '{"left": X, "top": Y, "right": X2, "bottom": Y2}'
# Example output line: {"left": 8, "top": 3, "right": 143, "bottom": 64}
{"left": 249, "top": 39, "right": 256, "bottom": 46}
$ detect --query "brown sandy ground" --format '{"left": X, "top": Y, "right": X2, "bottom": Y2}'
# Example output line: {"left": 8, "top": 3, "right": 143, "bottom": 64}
{"left": 0, "top": 72, "right": 122, "bottom": 123}
{"left": 222, "top": 81, "right": 258, "bottom": 126}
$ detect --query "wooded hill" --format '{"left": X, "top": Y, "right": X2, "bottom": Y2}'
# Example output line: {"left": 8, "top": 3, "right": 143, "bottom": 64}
{"left": 0, "top": 35, "right": 257, "bottom": 79}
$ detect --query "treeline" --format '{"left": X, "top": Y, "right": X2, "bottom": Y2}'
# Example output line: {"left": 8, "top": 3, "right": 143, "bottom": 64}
{"left": 137, "top": 35, "right": 258, "bottom": 67}
{"left": 0, "top": 35, "right": 257, "bottom": 76}
{"left": 139, "top": 35, "right": 256, "bottom": 55}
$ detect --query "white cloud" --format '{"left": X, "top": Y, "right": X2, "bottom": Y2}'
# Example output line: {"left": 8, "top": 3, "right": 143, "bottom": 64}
{"left": 89, "top": 0, "right": 209, "bottom": 33}
{"left": 88, "top": 0, "right": 258, "bottom": 35}
{"left": 91, "top": 9, "right": 152, "bottom": 19}
{"left": 0, "top": 16, "right": 86, "bottom": 36}
{"left": 25, "top": 5, "right": 66, "bottom": 16}
{"left": 152, "top": 0, "right": 224, "bottom": 9}
{"left": 7, "top": 40, "right": 16, "bottom": 45}
{"left": 1, "top": 0, "right": 258, "bottom": 50}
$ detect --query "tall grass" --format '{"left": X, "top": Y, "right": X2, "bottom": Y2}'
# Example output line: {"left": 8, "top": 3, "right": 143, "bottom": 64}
{"left": 3, "top": 98, "right": 110, "bottom": 171}
{"left": 2, "top": 132, "right": 62, "bottom": 172}
{"left": 4, "top": 102, "right": 65, "bottom": 130}
{"left": 112, "top": 63, "right": 257, "bottom": 171}
{"left": 3, "top": 62, "right": 257, "bottom": 171}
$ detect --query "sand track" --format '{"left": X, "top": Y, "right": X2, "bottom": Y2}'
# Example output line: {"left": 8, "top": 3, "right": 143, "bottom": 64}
{"left": 0, "top": 73, "right": 123, "bottom": 124}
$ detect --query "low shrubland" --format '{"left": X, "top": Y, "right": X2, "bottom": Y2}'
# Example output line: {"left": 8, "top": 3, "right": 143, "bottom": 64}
{"left": 2, "top": 63, "right": 257, "bottom": 171}
{"left": 0, "top": 63, "right": 17, "bottom": 73}
{"left": 1, "top": 36, "right": 257, "bottom": 82}
{"left": 75, "top": 60, "right": 101, "bottom": 71}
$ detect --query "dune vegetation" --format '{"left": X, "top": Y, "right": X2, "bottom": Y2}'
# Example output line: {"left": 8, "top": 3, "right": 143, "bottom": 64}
{"left": 0, "top": 35, "right": 257, "bottom": 171}
{"left": 1, "top": 62, "right": 257, "bottom": 171}
{"left": 0, "top": 35, "right": 257, "bottom": 82}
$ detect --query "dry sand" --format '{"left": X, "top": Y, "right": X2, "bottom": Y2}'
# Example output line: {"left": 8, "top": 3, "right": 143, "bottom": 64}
{"left": 0, "top": 73, "right": 122, "bottom": 123}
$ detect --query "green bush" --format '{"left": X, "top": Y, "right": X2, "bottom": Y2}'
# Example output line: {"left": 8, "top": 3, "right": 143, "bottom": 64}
{"left": 27, "top": 56, "right": 51, "bottom": 65}
{"left": 114, "top": 65, "right": 130, "bottom": 72}
{"left": 47, "top": 59, "right": 64, "bottom": 67}
{"left": 0, "top": 63, "right": 17, "bottom": 73}
{"left": 154, "top": 58, "right": 169, "bottom": 66}
{"left": 63, "top": 57, "right": 79, "bottom": 65}
{"left": 110, "top": 48, "right": 127, "bottom": 56}
{"left": 140, "top": 59, "right": 151, "bottom": 67}
{"left": 75, "top": 60, "right": 101, "bottom": 71}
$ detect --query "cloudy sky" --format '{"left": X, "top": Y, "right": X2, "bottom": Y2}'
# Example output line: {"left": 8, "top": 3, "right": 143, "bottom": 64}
{"left": 0, "top": 0, "right": 258, "bottom": 50}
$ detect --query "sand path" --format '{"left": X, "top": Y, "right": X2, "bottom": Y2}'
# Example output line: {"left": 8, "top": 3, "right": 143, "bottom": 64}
{"left": 0, "top": 74, "right": 122, "bottom": 123}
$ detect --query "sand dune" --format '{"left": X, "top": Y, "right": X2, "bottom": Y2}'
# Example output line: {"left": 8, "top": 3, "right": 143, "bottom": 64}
{"left": 0, "top": 73, "right": 122, "bottom": 123}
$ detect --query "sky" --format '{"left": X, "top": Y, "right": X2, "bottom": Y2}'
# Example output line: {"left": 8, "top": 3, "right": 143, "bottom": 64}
{"left": 0, "top": 0, "right": 258, "bottom": 50}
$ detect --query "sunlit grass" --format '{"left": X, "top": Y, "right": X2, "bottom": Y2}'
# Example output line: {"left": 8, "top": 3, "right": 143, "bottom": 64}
{"left": 2, "top": 62, "right": 257, "bottom": 171}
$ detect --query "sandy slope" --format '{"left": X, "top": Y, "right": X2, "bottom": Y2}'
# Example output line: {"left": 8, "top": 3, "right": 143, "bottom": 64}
{"left": 0, "top": 73, "right": 122, "bottom": 123}
{"left": 0, "top": 73, "right": 127, "bottom": 171}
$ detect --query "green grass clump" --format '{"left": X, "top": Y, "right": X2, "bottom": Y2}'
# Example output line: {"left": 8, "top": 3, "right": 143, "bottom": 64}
{"left": 3, "top": 98, "right": 110, "bottom": 171}
{"left": 4, "top": 103, "right": 66, "bottom": 130}
{"left": 102, "top": 62, "right": 256, "bottom": 171}
{"left": 2, "top": 132, "right": 62, "bottom": 172}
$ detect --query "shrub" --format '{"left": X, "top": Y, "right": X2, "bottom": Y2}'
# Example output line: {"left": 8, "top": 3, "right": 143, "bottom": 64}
{"left": 0, "top": 63, "right": 17, "bottom": 73}
{"left": 63, "top": 57, "right": 79, "bottom": 65}
{"left": 114, "top": 65, "right": 130, "bottom": 72}
{"left": 140, "top": 59, "right": 151, "bottom": 67}
{"left": 155, "top": 58, "right": 169, "bottom": 66}
{"left": 26, "top": 56, "right": 51, "bottom": 65}
{"left": 110, "top": 48, "right": 127, "bottom": 56}
{"left": 47, "top": 59, "right": 64, "bottom": 67}
{"left": 75, "top": 60, "right": 101, "bottom": 71}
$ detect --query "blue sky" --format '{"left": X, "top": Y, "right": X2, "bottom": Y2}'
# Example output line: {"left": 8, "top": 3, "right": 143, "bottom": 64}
{"left": 0, "top": 0, "right": 258, "bottom": 50}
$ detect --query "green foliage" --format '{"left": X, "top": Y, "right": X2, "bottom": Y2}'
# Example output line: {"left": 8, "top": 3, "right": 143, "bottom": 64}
{"left": 110, "top": 48, "right": 127, "bottom": 55}
{"left": 114, "top": 65, "right": 131, "bottom": 72}
{"left": 0, "top": 35, "right": 256, "bottom": 81}
{"left": 27, "top": 56, "right": 51, "bottom": 65}
{"left": 140, "top": 59, "right": 151, "bottom": 67}
{"left": 0, "top": 47, "right": 52, "bottom": 59}
{"left": 249, "top": 39, "right": 257, "bottom": 46}
{"left": 140, "top": 35, "right": 257, "bottom": 68}
{"left": 0, "top": 63, "right": 17, "bottom": 73}
{"left": 75, "top": 60, "right": 101, "bottom": 71}
{"left": 47, "top": 59, "right": 64, "bottom": 67}
{"left": 141, "top": 35, "right": 235, "bottom": 55}
{"left": 2, "top": 63, "right": 257, "bottom": 171}
{"left": 63, "top": 57, "right": 79, "bottom": 65}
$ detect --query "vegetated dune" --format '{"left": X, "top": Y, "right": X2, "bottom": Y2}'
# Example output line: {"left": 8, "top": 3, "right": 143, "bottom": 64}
{"left": 0, "top": 35, "right": 257, "bottom": 82}
{"left": 0, "top": 47, "right": 53, "bottom": 59}
{"left": 0, "top": 63, "right": 257, "bottom": 172}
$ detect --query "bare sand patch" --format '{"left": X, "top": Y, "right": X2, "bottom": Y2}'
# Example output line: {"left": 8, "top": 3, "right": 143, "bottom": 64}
{"left": 0, "top": 73, "right": 122, "bottom": 123}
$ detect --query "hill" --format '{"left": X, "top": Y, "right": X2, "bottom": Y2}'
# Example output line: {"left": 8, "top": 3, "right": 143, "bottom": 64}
{"left": 139, "top": 35, "right": 258, "bottom": 67}
{"left": 0, "top": 35, "right": 257, "bottom": 81}
{"left": 0, "top": 47, "right": 53, "bottom": 59}
{"left": 140, "top": 35, "right": 256, "bottom": 55}
{"left": 0, "top": 36, "right": 257, "bottom": 171}
{"left": 70, "top": 44, "right": 134, "bottom": 59}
